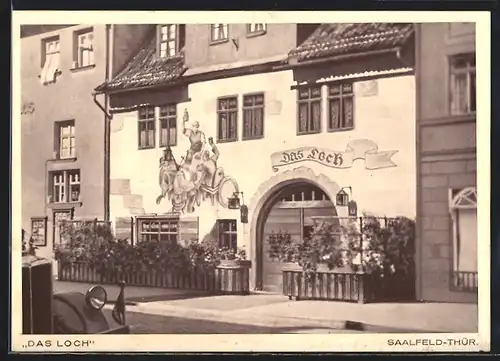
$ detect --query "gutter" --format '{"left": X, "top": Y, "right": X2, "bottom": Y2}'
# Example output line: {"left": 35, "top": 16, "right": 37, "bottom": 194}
{"left": 94, "top": 58, "right": 284, "bottom": 96}
{"left": 94, "top": 45, "right": 413, "bottom": 97}
{"left": 274, "top": 47, "right": 408, "bottom": 71}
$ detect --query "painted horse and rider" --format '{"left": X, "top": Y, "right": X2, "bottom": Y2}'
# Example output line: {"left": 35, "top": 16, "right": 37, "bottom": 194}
{"left": 156, "top": 114, "right": 225, "bottom": 212}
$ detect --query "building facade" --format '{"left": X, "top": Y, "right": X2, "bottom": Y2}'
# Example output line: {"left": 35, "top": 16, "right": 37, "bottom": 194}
{"left": 415, "top": 23, "right": 477, "bottom": 303}
{"left": 96, "top": 23, "right": 417, "bottom": 292}
{"left": 21, "top": 24, "right": 149, "bottom": 260}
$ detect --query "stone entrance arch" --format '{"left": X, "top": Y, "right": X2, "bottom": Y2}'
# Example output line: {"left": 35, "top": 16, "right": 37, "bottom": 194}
{"left": 247, "top": 166, "right": 341, "bottom": 291}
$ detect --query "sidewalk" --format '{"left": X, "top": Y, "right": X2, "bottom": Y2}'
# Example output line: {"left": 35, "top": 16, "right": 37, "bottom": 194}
{"left": 110, "top": 293, "right": 477, "bottom": 333}
{"left": 55, "top": 281, "right": 478, "bottom": 333}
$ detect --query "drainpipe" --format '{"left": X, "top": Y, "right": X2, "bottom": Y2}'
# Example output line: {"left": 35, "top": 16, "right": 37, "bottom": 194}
{"left": 93, "top": 24, "right": 113, "bottom": 222}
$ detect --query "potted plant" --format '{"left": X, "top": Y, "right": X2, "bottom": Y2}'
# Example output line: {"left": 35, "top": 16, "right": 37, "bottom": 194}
{"left": 267, "top": 220, "right": 359, "bottom": 302}
{"left": 215, "top": 246, "right": 251, "bottom": 295}
{"left": 217, "top": 246, "right": 251, "bottom": 268}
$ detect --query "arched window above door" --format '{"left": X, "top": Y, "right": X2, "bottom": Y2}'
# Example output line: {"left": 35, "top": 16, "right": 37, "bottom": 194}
{"left": 449, "top": 186, "right": 477, "bottom": 210}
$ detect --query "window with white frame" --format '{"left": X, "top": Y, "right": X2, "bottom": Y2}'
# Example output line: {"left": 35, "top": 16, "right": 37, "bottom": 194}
{"left": 449, "top": 186, "right": 478, "bottom": 292}
{"left": 328, "top": 83, "right": 354, "bottom": 131}
{"left": 55, "top": 120, "right": 76, "bottom": 159}
{"left": 40, "top": 36, "right": 60, "bottom": 84}
{"left": 137, "top": 216, "right": 179, "bottom": 244}
{"left": 217, "top": 219, "right": 237, "bottom": 250}
{"left": 247, "top": 23, "right": 267, "bottom": 35}
{"left": 242, "top": 93, "right": 264, "bottom": 140}
{"left": 211, "top": 24, "right": 228, "bottom": 43}
{"left": 158, "top": 24, "right": 185, "bottom": 58}
{"left": 49, "top": 170, "right": 81, "bottom": 204}
{"left": 74, "top": 28, "right": 94, "bottom": 68}
{"left": 159, "top": 105, "right": 177, "bottom": 147}
{"left": 450, "top": 53, "right": 476, "bottom": 115}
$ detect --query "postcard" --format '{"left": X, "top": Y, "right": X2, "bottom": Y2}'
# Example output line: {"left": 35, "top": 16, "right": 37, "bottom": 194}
{"left": 11, "top": 10, "right": 490, "bottom": 353}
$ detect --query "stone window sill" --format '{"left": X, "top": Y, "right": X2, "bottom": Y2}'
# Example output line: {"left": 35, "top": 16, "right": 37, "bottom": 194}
{"left": 48, "top": 157, "right": 78, "bottom": 163}
{"left": 247, "top": 30, "right": 267, "bottom": 38}
{"left": 70, "top": 64, "right": 96, "bottom": 73}
{"left": 47, "top": 201, "right": 82, "bottom": 210}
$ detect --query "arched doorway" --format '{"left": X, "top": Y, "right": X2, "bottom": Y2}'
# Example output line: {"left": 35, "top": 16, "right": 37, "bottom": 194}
{"left": 255, "top": 181, "right": 338, "bottom": 292}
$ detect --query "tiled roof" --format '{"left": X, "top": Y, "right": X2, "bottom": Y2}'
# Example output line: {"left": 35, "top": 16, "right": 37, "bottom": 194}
{"left": 289, "top": 23, "right": 414, "bottom": 62}
{"left": 95, "top": 29, "right": 187, "bottom": 92}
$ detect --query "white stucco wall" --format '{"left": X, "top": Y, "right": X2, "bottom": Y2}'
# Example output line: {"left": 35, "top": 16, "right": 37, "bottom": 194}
{"left": 109, "top": 69, "right": 416, "bottom": 254}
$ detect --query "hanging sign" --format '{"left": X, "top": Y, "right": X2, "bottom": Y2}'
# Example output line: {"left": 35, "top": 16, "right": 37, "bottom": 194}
{"left": 270, "top": 139, "right": 398, "bottom": 172}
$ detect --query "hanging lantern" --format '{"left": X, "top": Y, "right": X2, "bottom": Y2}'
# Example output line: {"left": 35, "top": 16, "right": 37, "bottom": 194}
{"left": 183, "top": 109, "right": 189, "bottom": 123}
{"left": 336, "top": 189, "right": 349, "bottom": 207}
{"left": 348, "top": 200, "right": 358, "bottom": 217}
{"left": 240, "top": 204, "right": 248, "bottom": 223}
{"left": 228, "top": 192, "right": 241, "bottom": 210}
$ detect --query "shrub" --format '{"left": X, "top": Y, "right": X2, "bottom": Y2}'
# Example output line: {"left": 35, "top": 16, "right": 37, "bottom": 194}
{"left": 266, "top": 216, "right": 416, "bottom": 278}
{"left": 53, "top": 220, "right": 249, "bottom": 278}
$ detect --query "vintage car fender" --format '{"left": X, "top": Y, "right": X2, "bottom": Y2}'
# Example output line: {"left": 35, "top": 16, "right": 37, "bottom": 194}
{"left": 53, "top": 291, "right": 129, "bottom": 334}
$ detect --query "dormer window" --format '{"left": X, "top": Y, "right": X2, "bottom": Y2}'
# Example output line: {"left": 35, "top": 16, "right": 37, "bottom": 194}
{"left": 210, "top": 24, "right": 228, "bottom": 43}
{"left": 157, "top": 24, "right": 185, "bottom": 58}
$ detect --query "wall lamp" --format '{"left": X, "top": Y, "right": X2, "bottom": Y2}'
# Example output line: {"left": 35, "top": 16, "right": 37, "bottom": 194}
{"left": 228, "top": 191, "right": 248, "bottom": 223}
{"left": 336, "top": 187, "right": 358, "bottom": 217}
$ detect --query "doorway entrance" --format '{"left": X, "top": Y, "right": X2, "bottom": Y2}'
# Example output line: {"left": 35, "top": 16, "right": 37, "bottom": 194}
{"left": 257, "top": 181, "right": 338, "bottom": 293}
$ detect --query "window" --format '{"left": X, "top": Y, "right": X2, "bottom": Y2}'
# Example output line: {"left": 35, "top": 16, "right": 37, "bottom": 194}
{"left": 217, "top": 219, "right": 237, "bottom": 250}
{"left": 159, "top": 105, "right": 177, "bottom": 147}
{"left": 53, "top": 210, "right": 73, "bottom": 247}
{"left": 450, "top": 53, "right": 476, "bottom": 115}
{"left": 297, "top": 86, "right": 322, "bottom": 135}
{"left": 55, "top": 120, "right": 76, "bottom": 159}
{"left": 31, "top": 217, "right": 47, "bottom": 247}
{"left": 217, "top": 97, "right": 238, "bottom": 142}
{"left": 138, "top": 106, "right": 156, "bottom": 149}
{"left": 74, "top": 28, "right": 94, "bottom": 68}
{"left": 328, "top": 83, "right": 354, "bottom": 131}
{"left": 243, "top": 93, "right": 264, "bottom": 140}
{"left": 40, "top": 36, "right": 60, "bottom": 84}
{"left": 211, "top": 24, "right": 228, "bottom": 43}
{"left": 49, "top": 170, "right": 81, "bottom": 204}
{"left": 450, "top": 187, "right": 478, "bottom": 292}
{"left": 158, "top": 24, "right": 185, "bottom": 58}
{"left": 247, "top": 23, "right": 267, "bottom": 35}
{"left": 137, "top": 216, "right": 179, "bottom": 244}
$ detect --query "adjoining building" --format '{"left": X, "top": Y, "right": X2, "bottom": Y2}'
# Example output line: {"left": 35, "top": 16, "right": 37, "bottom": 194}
{"left": 415, "top": 23, "right": 477, "bottom": 303}
{"left": 21, "top": 24, "right": 149, "bottom": 261}
{"left": 95, "top": 23, "right": 417, "bottom": 292}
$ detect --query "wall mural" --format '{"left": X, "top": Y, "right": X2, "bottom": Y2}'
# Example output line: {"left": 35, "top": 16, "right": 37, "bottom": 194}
{"left": 271, "top": 139, "right": 398, "bottom": 172}
{"left": 156, "top": 120, "right": 239, "bottom": 214}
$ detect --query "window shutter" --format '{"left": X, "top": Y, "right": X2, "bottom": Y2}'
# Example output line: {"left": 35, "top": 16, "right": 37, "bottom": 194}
{"left": 178, "top": 216, "right": 199, "bottom": 247}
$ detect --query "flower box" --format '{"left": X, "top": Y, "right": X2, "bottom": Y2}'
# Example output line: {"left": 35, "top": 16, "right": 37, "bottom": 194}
{"left": 57, "top": 261, "right": 219, "bottom": 292}
{"left": 216, "top": 260, "right": 252, "bottom": 295}
{"left": 281, "top": 263, "right": 373, "bottom": 303}
{"left": 218, "top": 259, "right": 252, "bottom": 268}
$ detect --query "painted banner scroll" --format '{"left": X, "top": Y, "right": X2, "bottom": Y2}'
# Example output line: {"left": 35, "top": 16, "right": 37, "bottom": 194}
{"left": 271, "top": 139, "right": 398, "bottom": 172}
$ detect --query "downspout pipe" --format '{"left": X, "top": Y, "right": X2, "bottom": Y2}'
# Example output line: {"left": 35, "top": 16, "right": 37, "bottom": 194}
{"left": 93, "top": 24, "right": 113, "bottom": 222}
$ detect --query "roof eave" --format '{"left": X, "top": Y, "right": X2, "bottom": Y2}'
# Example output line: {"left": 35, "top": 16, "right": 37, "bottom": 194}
{"left": 282, "top": 45, "right": 410, "bottom": 71}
